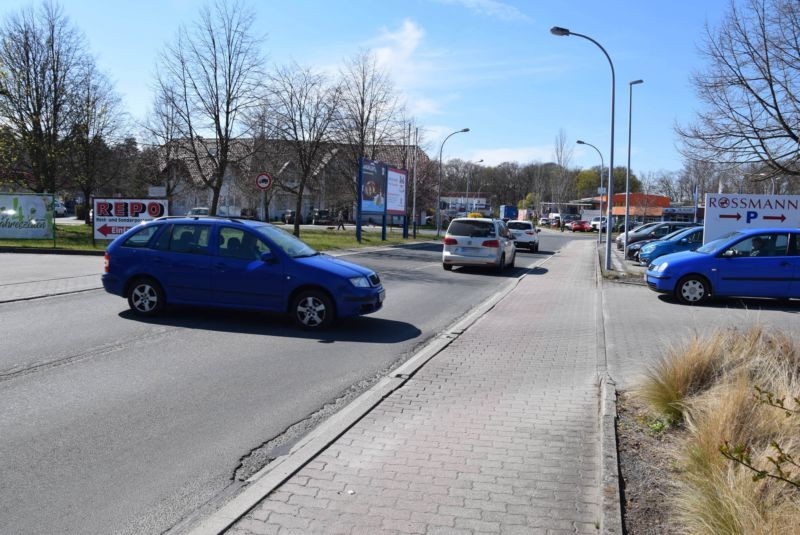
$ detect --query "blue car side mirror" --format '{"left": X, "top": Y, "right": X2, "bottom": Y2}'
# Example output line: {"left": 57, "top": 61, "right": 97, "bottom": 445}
{"left": 260, "top": 251, "right": 276, "bottom": 263}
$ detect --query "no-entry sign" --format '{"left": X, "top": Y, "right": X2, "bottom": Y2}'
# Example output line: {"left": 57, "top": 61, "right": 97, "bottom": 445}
{"left": 255, "top": 173, "right": 272, "bottom": 190}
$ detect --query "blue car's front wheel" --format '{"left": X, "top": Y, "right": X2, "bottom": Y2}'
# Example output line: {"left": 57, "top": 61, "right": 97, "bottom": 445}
{"left": 675, "top": 275, "right": 710, "bottom": 305}
{"left": 292, "top": 290, "right": 334, "bottom": 330}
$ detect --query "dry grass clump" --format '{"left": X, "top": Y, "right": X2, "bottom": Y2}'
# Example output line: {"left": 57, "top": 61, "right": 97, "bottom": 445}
{"left": 635, "top": 326, "right": 800, "bottom": 534}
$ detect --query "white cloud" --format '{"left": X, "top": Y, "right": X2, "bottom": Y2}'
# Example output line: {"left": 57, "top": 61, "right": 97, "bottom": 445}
{"left": 432, "top": 0, "right": 532, "bottom": 22}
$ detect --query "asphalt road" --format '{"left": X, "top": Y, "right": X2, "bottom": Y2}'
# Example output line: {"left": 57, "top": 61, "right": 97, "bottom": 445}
{"left": 0, "top": 231, "right": 578, "bottom": 535}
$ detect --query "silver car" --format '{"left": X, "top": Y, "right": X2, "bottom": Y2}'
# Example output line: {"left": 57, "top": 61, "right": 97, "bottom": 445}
{"left": 442, "top": 217, "right": 516, "bottom": 272}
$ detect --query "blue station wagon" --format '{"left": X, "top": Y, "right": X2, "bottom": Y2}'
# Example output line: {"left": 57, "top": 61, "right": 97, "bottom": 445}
{"left": 102, "top": 216, "right": 385, "bottom": 329}
{"left": 645, "top": 228, "right": 800, "bottom": 304}
{"left": 638, "top": 226, "right": 704, "bottom": 265}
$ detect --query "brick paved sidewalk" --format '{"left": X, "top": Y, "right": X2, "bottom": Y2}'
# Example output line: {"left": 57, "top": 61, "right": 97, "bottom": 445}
{"left": 225, "top": 240, "right": 604, "bottom": 535}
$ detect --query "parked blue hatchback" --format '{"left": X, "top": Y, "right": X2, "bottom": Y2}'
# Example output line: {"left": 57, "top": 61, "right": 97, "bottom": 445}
{"left": 645, "top": 228, "right": 800, "bottom": 304}
{"left": 102, "top": 217, "right": 385, "bottom": 329}
{"left": 638, "top": 226, "right": 704, "bottom": 266}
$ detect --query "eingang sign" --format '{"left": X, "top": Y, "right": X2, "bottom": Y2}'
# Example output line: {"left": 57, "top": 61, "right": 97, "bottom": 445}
{"left": 704, "top": 193, "right": 800, "bottom": 243}
{"left": 0, "top": 193, "right": 55, "bottom": 239}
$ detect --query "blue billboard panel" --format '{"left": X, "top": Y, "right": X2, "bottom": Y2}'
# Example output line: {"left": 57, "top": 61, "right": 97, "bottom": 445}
{"left": 360, "top": 159, "right": 388, "bottom": 215}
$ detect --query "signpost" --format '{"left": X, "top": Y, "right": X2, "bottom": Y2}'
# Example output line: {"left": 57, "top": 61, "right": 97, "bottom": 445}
{"left": 703, "top": 193, "right": 800, "bottom": 243}
{"left": 255, "top": 173, "right": 272, "bottom": 190}
{"left": 255, "top": 173, "right": 273, "bottom": 221}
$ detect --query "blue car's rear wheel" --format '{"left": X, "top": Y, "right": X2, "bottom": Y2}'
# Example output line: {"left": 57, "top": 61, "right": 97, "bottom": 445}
{"left": 675, "top": 275, "right": 710, "bottom": 305}
{"left": 128, "top": 277, "right": 165, "bottom": 316}
{"left": 292, "top": 290, "right": 334, "bottom": 329}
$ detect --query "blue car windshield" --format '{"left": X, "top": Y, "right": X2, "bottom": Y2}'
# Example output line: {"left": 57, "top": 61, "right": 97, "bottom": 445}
{"left": 695, "top": 231, "right": 742, "bottom": 254}
{"left": 254, "top": 224, "right": 319, "bottom": 258}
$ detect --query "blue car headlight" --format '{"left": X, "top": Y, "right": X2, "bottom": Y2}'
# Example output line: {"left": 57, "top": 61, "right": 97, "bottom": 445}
{"left": 656, "top": 262, "right": 669, "bottom": 273}
{"left": 349, "top": 276, "right": 371, "bottom": 288}
{"left": 641, "top": 244, "right": 655, "bottom": 253}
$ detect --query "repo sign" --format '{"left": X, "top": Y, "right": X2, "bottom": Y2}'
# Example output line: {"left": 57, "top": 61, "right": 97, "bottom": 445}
{"left": 92, "top": 198, "right": 169, "bottom": 240}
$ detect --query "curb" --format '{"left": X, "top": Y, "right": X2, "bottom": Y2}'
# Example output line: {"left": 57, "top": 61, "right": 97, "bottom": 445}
{"left": 0, "top": 246, "right": 105, "bottom": 256}
{"left": 595, "top": 241, "right": 624, "bottom": 534}
{"left": 182, "top": 257, "right": 550, "bottom": 535}
{"left": 599, "top": 374, "right": 622, "bottom": 534}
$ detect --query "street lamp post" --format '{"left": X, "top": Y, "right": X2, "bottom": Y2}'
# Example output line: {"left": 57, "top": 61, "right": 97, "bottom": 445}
{"left": 437, "top": 128, "right": 470, "bottom": 236}
{"left": 624, "top": 79, "right": 644, "bottom": 250}
{"left": 551, "top": 26, "right": 616, "bottom": 271}
{"left": 465, "top": 159, "right": 483, "bottom": 214}
{"left": 577, "top": 140, "right": 604, "bottom": 245}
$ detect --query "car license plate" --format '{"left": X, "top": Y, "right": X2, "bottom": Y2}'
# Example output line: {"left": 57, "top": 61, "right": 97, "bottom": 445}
{"left": 643, "top": 273, "right": 648, "bottom": 283}
{"left": 378, "top": 289, "right": 385, "bottom": 303}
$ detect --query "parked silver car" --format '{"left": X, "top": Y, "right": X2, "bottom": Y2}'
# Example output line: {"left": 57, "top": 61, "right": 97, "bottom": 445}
{"left": 442, "top": 217, "right": 516, "bottom": 272}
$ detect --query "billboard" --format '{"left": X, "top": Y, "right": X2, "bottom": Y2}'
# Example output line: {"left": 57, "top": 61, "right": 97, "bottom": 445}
{"left": 0, "top": 193, "right": 55, "bottom": 239}
{"left": 386, "top": 167, "right": 407, "bottom": 216}
{"left": 93, "top": 198, "right": 168, "bottom": 240}
{"left": 704, "top": 193, "right": 800, "bottom": 243}
{"left": 360, "top": 159, "right": 388, "bottom": 215}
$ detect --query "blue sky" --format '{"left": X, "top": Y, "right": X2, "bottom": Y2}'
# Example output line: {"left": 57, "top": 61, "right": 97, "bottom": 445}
{"left": 2, "top": 0, "right": 732, "bottom": 175}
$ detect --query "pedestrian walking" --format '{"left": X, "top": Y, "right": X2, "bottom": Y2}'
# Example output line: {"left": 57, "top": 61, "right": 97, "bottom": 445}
{"left": 336, "top": 210, "right": 346, "bottom": 230}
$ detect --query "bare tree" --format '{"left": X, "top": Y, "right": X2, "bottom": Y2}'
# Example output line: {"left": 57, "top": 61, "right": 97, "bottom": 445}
{"left": 677, "top": 0, "right": 800, "bottom": 180}
{"left": 267, "top": 63, "right": 340, "bottom": 236}
{"left": 333, "top": 51, "right": 404, "bottom": 204}
{"left": 0, "top": 1, "right": 89, "bottom": 193}
{"left": 552, "top": 129, "right": 574, "bottom": 207}
{"left": 156, "top": 0, "right": 264, "bottom": 215}
{"left": 61, "top": 62, "right": 126, "bottom": 221}
{"left": 141, "top": 89, "right": 192, "bottom": 212}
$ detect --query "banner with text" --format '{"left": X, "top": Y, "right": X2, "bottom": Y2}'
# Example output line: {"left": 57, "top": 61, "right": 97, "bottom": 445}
{"left": 386, "top": 167, "right": 407, "bottom": 216}
{"left": 704, "top": 193, "right": 800, "bottom": 243}
{"left": 0, "top": 193, "right": 55, "bottom": 239}
{"left": 93, "top": 198, "right": 168, "bottom": 240}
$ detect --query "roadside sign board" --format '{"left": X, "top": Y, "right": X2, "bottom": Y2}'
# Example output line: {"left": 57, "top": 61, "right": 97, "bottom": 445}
{"left": 0, "top": 193, "right": 55, "bottom": 239}
{"left": 386, "top": 167, "right": 407, "bottom": 216}
{"left": 255, "top": 172, "right": 272, "bottom": 190}
{"left": 704, "top": 193, "right": 800, "bottom": 243}
{"left": 359, "top": 159, "right": 388, "bottom": 215}
{"left": 92, "top": 198, "right": 168, "bottom": 240}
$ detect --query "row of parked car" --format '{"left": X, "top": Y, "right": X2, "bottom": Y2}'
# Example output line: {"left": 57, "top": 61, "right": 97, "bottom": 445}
{"left": 617, "top": 221, "right": 702, "bottom": 263}
{"left": 617, "top": 220, "right": 800, "bottom": 305}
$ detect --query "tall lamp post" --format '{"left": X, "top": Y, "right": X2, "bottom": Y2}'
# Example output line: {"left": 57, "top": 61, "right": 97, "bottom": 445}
{"left": 577, "top": 140, "right": 604, "bottom": 245}
{"left": 551, "top": 26, "right": 616, "bottom": 271}
{"left": 624, "top": 79, "right": 644, "bottom": 250}
{"left": 465, "top": 159, "right": 483, "bottom": 214}
{"left": 437, "top": 128, "right": 470, "bottom": 236}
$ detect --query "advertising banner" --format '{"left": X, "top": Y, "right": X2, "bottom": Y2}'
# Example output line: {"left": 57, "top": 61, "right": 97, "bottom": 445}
{"left": 386, "top": 167, "right": 407, "bottom": 216}
{"left": 360, "top": 159, "right": 388, "bottom": 215}
{"left": 93, "top": 198, "right": 169, "bottom": 240}
{"left": 0, "top": 193, "right": 55, "bottom": 239}
{"left": 704, "top": 193, "right": 800, "bottom": 243}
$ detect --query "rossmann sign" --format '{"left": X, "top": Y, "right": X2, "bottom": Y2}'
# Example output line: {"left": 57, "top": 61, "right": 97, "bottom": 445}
{"left": 704, "top": 194, "right": 800, "bottom": 243}
{"left": 92, "top": 198, "right": 168, "bottom": 240}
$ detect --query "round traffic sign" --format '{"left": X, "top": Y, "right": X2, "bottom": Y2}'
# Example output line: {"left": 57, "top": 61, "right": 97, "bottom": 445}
{"left": 255, "top": 172, "right": 272, "bottom": 190}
